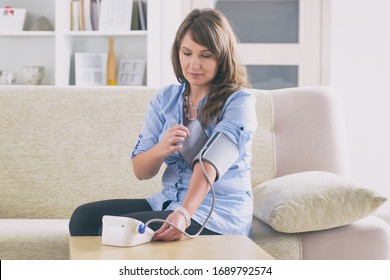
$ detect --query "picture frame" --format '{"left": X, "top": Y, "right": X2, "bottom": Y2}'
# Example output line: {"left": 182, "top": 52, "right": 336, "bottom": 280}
{"left": 117, "top": 59, "right": 146, "bottom": 86}
{"left": 0, "top": 8, "right": 26, "bottom": 32}
{"left": 98, "top": 0, "right": 133, "bottom": 32}
{"left": 75, "top": 53, "right": 107, "bottom": 86}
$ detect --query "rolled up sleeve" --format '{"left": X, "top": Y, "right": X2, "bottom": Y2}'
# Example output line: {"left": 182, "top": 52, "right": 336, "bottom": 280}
{"left": 213, "top": 90, "right": 257, "bottom": 146}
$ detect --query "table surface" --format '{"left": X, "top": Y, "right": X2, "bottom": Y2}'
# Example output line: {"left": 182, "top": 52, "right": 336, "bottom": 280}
{"left": 69, "top": 235, "right": 275, "bottom": 260}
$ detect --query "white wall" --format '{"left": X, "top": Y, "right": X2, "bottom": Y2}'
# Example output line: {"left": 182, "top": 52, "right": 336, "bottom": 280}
{"left": 329, "top": 0, "right": 390, "bottom": 216}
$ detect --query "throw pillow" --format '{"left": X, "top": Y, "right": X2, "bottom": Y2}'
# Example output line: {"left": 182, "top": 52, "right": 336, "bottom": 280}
{"left": 253, "top": 171, "right": 387, "bottom": 233}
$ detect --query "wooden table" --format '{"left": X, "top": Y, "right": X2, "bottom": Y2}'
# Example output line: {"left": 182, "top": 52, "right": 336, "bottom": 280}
{"left": 69, "top": 235, "right": 274, "bottom": 260}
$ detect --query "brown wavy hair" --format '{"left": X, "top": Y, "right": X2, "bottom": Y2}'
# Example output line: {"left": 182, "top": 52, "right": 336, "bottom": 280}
{"left": 171, "top": 8, "right": 249, "bottom": 126}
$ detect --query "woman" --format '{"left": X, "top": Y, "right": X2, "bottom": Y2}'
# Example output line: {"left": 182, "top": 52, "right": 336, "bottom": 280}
{"left": 69, "top": 8, "right": 257, "bottom": 241}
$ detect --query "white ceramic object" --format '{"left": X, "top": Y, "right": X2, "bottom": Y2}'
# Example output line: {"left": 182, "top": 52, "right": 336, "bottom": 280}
{"left": 0, "top": 71, "right": 16, "bottom": 85}
{"left": 19, "top": 66, "right": 45, "bottom": 85}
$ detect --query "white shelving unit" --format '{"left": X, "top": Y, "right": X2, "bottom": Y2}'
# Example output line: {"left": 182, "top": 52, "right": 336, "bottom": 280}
{"left": 0, "top": 0, "right": 161, "bottom": 86}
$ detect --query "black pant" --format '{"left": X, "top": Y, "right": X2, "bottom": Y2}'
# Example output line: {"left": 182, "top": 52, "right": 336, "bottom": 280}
{"left": 69, "top": 199, "right": 219, "bottom": 236}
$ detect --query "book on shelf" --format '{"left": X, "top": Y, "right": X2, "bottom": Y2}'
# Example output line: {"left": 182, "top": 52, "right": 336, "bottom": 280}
{"left": 79, "top": 0, "right": 85, "bottom": 31}
{"left": 71, "top": 0, "right": 93, "bottom": 31}
{"left": 83, "top": 0, "right": 93, "bottom": 31}
{"left": 131, "top": 0, "right": 139, "bottom": 30}
{"left": 90, "top": 0, "right": 100, "bottom": 31}
{"left": 137, "top": 0, "right": 147, "bottom": 30}
{"left": 71, "top": 0, "right": 79, "bottom": 31}
{"left": 70, "top": 0, "right": 146, "bottom": 32}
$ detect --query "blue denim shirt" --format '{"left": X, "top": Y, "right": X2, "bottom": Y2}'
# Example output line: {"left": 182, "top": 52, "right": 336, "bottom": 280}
{"left": 131, "top": 83, "right": 257, "bottom": 237}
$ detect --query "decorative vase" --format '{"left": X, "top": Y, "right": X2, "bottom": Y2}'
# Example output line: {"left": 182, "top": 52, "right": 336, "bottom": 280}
{"left": 19, "top": 66, "right": 45, "bottom": 85}
{"left": 107, "top": 37, "right": 117, "bottom": 86}
{"left": 29, "top": 16, "right": 54, "bottom": 31}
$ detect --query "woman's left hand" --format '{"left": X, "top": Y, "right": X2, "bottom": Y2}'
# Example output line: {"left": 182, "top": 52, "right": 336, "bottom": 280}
{"left": 152, "top": 211, "right": 187, "bottom": 241}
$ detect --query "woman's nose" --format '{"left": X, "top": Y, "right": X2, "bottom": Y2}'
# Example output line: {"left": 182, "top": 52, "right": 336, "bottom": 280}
{"left": 189, "top": 57, "right": 200, "bottom": 69}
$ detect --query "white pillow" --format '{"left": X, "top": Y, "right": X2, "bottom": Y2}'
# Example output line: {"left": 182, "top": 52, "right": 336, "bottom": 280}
{"left": 253, "top": 171, "right": 387, "bottom": 233}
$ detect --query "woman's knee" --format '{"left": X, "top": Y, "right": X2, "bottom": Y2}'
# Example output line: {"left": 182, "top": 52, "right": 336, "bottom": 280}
{"left": 69, "top": 202, "right": 103, "bottom": 236}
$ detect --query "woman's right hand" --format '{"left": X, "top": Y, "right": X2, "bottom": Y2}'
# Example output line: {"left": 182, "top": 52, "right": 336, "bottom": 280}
{"left": 158, "top": 124, "right": 190, "bottom": 157}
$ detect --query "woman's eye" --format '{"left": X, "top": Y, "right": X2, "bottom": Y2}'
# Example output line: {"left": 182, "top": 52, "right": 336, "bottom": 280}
{"left": 183, "top": 52, "right": 192, "bottom": 56}
{"left": 202, "top": 53, "right": 214, "bottom": 58}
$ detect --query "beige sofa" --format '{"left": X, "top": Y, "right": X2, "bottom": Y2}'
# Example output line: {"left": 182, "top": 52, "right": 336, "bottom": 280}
{"left": 0, "top": 85, "right": 389, "bottom": 260}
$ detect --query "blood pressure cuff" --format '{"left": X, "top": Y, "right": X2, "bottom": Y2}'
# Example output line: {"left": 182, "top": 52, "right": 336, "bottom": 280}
{"left": 179, "top": 120, "right": 239, "bottom": 181}
{"left": 179, "top": 119, "right": 209, "bottom": 168}
{"left": 192, "top": 132, "right": 239, "bottom": 181}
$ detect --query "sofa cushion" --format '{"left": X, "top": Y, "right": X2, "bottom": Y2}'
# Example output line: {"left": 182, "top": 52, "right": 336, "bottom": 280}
{"left": 253, "top": 171, "right": 387, "bottom": 233}
{"left": 252, "top": 217, "right": 302, "bottom": 260}
{"left": 300, "top": 215, "right": 390, "bottom": 259}
{"left": 270, "top": 87, "right": 351, "bottom": 177}
{"left": 247, "top": 89, "right": 276, "bottom": 187}
{"left": 0, "top": 86, "right": 161, "bottom": 219}
{"left": 0, "top": 219, "right": 69, "bottom": 260}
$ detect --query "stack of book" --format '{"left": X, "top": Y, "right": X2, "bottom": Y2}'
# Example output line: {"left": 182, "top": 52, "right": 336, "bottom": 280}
{"left": 70, "top": 0, "right": 147, "bottom": 32}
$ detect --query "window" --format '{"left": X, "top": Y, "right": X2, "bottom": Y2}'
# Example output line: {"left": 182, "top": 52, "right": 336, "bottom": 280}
{"left": 215, "top": 0, "right": 323, "bottom": 89}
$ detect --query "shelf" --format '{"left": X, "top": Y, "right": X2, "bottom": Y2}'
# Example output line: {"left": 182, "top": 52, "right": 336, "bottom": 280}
{"left": 62, "top": 30, "right": 147, "bottom": 37}
{"left": 1, "top": 0, "right": 163, "bottom": 87}
{"left": 0, "top": 31, "right": 55, "bottom": 37}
